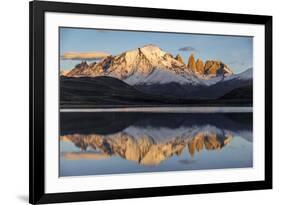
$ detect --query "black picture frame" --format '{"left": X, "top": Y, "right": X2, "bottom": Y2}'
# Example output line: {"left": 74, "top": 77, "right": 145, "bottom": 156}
{"left": 29, "top": 1, "right": 272, "bottom": 204}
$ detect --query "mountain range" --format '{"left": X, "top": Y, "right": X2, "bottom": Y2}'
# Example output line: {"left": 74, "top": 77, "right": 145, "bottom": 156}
{"left": 61, "top": 131, "right": 233, "bottom": 165}
{"left": 60, "top": 112, "right": 252, "bottom": 165}
{"left": 60, "top": 44, "right": 252, "bottom": 107}
{"left": 64, "top": 44, "right": 233, "bottom": 81}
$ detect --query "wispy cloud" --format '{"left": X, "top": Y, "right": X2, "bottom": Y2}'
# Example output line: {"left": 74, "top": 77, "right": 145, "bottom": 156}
{"left": 61, "top": 51, "right": 110, "bottom": 61}
{"left": 178, "top": 46, "right": 197, "bottom": 52}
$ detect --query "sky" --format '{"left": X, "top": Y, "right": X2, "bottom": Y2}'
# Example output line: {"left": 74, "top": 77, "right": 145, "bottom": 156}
{"left": 60, "top": 27, "right": 253, "bottom": 74}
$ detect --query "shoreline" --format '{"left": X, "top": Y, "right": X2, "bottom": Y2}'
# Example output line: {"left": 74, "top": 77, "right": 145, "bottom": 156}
{"left": 60, "top": 106, "right": 253, "bottom": 113}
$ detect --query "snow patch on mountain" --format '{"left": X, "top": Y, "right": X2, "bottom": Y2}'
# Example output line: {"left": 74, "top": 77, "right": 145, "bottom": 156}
{"left": 236, "top": 68, "right": 253, "bottom": 80}
{"left": 198, "top": 76, "right": 224, "bottom": 86}
{"left": 123, "top": 124, "right": 233, "bottom": 142}
{"left": 125, "top": 68, "right": 253, "bottom": 87}
{"left": 225, "top": 68, "right": 253, "bottom": 81}
{"left": 123, "top": 49, "right": 139, "bottom": 66}
{"left": 124, "top": 69, "right": 201, "bottom": 85}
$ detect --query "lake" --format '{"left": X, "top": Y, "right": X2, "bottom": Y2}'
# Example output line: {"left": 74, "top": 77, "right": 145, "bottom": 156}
{"left": 59, "top": 110, "right": 253, "bottom": 177}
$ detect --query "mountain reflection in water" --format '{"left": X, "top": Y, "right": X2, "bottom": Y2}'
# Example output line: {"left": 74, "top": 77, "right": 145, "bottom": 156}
{"left": 60, "top": 112, "right": 253, "bottom": 176}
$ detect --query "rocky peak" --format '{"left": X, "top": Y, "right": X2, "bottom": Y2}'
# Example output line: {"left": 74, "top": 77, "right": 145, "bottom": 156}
{"left": 204, "top": 60, "right": 233, "bottom": 76}
{"left": 164, "top": 53, "right": 173, "bottom": 59}
{"left": 187, "top": 53, "right": 196, "bottom": 72}
{"left": 59, "top": 70, "right": 69, "bottom": 76}
{"left": 65, "top": 61, "right": 89, "bottom": 77}
{"left": 186, "top": 54, "right": 233, "bottom": 77}
{"left": 195, "top": 58, "right": 204, "bottom": 75}
{"left": 76, "top": 61, "right": 88, "bottom": 68}
{"left": 175, "top": 54, "right": 184, "bottom": 64}
{"left": 89, "top": 62, "right": 97, "bottom": 67}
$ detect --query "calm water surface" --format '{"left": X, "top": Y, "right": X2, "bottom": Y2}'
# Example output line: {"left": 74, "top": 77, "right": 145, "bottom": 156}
{"left": 59, "top": 110, "right": 253, "bottom": 176}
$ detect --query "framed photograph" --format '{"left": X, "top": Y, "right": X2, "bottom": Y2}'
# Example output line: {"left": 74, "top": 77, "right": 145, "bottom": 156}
{"left": 29, "top": 1, "right": 272, "bottom": 204}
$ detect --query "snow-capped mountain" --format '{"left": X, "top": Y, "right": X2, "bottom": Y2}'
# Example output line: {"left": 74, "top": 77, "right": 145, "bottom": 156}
{"left": 66, "top": 44, "right": 234, "bottom": 86}
{"left": 225, "top": 68, "right": 253, "bottom": 81}
{"left": 62, "top": 44, "right": 252, "bottom": 106}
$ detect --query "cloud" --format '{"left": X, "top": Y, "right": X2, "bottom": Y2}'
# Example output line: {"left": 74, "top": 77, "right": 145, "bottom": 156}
{"left": 178, "top": 46, "right": 197, "bottom": 52}
{"left": 62, "top": 152, "right": 109, "bottom": 160}
{"left": 61, "top": 51, "right": 110, "bottom": 60}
